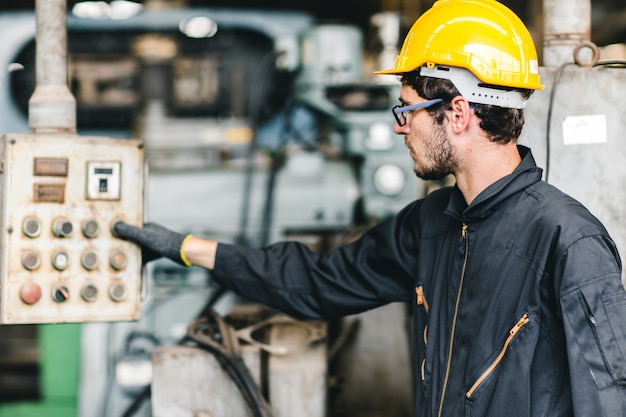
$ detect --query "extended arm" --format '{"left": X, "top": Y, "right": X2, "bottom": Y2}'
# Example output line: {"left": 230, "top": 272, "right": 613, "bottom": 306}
{"left": 112, "top": 210, "right": 418, "bottom": 319}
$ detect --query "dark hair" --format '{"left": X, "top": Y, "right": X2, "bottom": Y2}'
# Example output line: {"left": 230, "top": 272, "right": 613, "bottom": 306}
{"left": 399, "top": 71, "right": 533, "bottom": 144}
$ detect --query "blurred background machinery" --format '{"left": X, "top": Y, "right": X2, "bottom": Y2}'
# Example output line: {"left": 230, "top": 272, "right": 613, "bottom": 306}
{"left": 0, "top": 0, "right": 624, "bottom": 416}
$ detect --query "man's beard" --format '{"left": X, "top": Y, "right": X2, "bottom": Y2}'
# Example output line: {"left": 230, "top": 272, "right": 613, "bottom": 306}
{"left": 413, "top": 122, "right": 456, "bottom": 181}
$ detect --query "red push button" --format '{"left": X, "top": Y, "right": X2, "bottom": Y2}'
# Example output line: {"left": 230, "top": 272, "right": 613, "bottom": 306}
{"left": 20, "top": 283, "right": 42, "bottom": 305}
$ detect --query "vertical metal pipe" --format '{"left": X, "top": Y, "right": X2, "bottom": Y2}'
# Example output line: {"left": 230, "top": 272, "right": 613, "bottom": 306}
{"left": 543, "top": 0, "right": 591, "bottom": 67}
{"left": 371, "top": 12, "right": 403, "bottom": 83}
{"left": 28, "top": 0, "right": 76, "bottom": 134}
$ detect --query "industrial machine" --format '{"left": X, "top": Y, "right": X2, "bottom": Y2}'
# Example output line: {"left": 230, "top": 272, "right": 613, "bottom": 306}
{"left": 0, "top": 0, "right": 624, "bottom": 416}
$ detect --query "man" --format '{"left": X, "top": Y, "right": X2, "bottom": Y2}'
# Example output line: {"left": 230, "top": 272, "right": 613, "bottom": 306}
{"left": 114, "top": 0, "right": 626, "bottom": 415}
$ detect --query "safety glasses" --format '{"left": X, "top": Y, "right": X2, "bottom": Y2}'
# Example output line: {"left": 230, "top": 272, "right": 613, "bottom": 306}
{"left": 392, "top": 98, "right": 443, "bottom": 126}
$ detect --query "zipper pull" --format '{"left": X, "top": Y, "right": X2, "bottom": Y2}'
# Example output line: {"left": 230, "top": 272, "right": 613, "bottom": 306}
{"left": 588, "top": 313, "right": 597, "bottom": 326}
{"left": 510, "top": 314, "right": 529, "bottom": 337}
{"left": 579, "top": 293, "right": 597, "bottom": 327}
{"left": 462, "top": 223, "right": 468, "bottom": 238}
{"left": 416, "top": 286, "right": 429, "bottom": 313}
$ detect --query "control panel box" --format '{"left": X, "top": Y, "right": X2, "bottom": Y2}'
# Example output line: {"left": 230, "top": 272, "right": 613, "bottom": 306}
{"left": 0, "top": 134, "right": 144, "bottom": 324}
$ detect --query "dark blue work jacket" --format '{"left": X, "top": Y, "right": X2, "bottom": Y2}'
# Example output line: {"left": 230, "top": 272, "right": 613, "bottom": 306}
{"left": 214, "top": 146, "right": 626, "bottom": 416}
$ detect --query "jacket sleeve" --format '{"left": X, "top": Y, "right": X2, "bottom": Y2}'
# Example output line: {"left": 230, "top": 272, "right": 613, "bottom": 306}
{"left": 211, "top": 202, "right": 422, "bottom": 319}
{"left": 556, "top": 233, "right": 626, "bottom": 417}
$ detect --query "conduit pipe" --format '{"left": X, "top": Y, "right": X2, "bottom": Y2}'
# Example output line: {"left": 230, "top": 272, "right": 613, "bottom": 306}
{"left": 28, "top": 0, "right": 76, "bottom": 134}
{"left": 543, "top": 0, "right": 599, "bottom": 67}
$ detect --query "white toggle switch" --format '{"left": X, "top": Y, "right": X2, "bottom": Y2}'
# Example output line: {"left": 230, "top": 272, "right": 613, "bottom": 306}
{"left": 86, "top": 161, "right": 121, "bottom": 200}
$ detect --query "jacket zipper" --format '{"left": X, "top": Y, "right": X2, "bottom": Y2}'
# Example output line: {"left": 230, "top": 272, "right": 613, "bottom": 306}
{"left": 437, "top": 223, "right": 469, "bottom": 417}
{"left": 466, "top": 313, "right": 530, "bottom": 398}
{"left": 578, "top": 291, "right": 613, "bottom": 375}
{"left": 416, "top": 285, "right": 429, "bottom": 380}
{"left": 580, "top": 293, "right": 597, "bottom": 326}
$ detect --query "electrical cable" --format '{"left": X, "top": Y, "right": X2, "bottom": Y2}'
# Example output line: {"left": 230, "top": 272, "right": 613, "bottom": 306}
{"left": 544, "top": 62, "right": 574, "bottom": 183}
{"left": 594, "top": 60, "right": 626, "bottom": 68}
{"left": 120, "top": 386, "right": 150, "bottom": 417}
{"left": 259, "top": 99, "right": 296, "bottom": 246}
{"left": 236, "top": 50, "right": 281, "bottom": 247}
{"left": 183, "top": 313, "right": 274, "bottom": 417}
{"left": 182, "top": 344, "right": 271, "bottom": 417}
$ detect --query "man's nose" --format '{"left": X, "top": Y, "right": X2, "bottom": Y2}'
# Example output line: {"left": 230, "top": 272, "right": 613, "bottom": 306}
{"left": 394, "top": 121, "right": 409, "bottom": 135}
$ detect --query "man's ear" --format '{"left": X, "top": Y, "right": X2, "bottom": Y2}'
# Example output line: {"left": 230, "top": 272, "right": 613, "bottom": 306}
{"left": 449, "top": 96, "right": 473, "bottom": 134}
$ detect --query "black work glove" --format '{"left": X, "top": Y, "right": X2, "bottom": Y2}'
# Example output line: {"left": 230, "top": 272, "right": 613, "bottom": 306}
{"left": 112, "top": 221, "right": 192, "bottom": 266}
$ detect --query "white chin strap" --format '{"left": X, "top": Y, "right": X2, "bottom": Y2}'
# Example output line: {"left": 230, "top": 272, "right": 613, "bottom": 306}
{"left": 419, "top": 65, "right": 527, "bottom": 109}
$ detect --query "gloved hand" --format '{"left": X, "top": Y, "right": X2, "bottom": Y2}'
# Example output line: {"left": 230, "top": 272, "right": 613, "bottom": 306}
{"left": 112, "top": 221, "right": 193, "bottom": 266}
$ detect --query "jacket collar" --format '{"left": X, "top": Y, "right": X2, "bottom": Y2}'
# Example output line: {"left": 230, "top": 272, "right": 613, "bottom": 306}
{"left": 445, "top": 145, "right": 544, "bottom": 221}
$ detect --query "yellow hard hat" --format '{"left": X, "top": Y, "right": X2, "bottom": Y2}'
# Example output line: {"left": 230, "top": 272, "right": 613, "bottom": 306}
{"left": 376, "top": 0, "right": 544, "bottom": 91}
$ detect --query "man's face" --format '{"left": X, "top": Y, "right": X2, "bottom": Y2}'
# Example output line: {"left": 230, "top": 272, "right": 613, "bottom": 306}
{"left": 393, "top": 85, "right": 457, "bottom": 181}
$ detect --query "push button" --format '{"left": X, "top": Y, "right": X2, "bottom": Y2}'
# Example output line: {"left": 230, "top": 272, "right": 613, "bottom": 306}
{"left": 52, "top": 218, "right": 73, "bottom": 237}
{"left": 81, "top": 251, "right": 99, "bottom": 270}
{"left": 81, "top": 284, "right": 98, "bottom": 303}
{"left": 82, "top": 220, "right": 100, "bottom": 238}
{"left": 22, "top": 217, "right": 42, "bottom": 238}
{"left": 20, "top": 283, "right": 42, "bottom": 305}
{"left": 51, "top": 251, "right": 70, "bottom": 271}
{"left": 110, "top": 250, "right": 128, "bottom": 271}
{"left": 109, "top": 282, "right": 127, "bottom": 302}
{"left": 22, "top": 251, "right": 41, "bottom": 271}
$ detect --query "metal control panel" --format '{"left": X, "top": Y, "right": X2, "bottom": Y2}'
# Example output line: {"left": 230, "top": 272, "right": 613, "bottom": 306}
{"left": 0, "top": 134, "right": 144, "bottom": 324}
